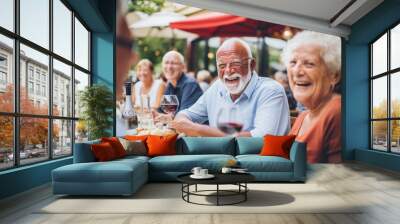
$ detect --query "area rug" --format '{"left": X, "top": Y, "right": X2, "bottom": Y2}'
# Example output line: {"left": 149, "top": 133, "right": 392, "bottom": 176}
{"left": 37, "top": 183, "right": 361, "bottom": 214}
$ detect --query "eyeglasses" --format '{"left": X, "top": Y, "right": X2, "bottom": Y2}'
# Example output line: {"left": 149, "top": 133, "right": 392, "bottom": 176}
{"left": 163, "top": 60, "right": 182, "bottom": 66}
{"left": 116, "top": 36, "right": 136, "bottom": 53}
{"left": 217, "top": 58, "right": 252, "bottom": 71}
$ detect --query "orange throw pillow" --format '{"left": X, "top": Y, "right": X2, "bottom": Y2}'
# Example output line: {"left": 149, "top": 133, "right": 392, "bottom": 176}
{"left": 146, "top": 134, "right": 178, "bottom": 157}
{"left": 91, "top": 142, "right": 117, "bottom": 161}
{"left": 260, "top": 135, "right": 296, "bottom": 159}
{"left": 125, "top": 135, "right": 148, "bottom": 143}
{"left": 101, "top": 137, "right": 126, "bottom": 158}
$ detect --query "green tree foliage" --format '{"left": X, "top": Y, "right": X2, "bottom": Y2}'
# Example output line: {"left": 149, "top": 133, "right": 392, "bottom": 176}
{"left": 136, "top": 37, "right": 187, "bottom": 73}
{"left": 128, "top": 0, "right": 165, "bottom": 15}
{"left": 79, "top": 84, "right": 114, "bottom": 140}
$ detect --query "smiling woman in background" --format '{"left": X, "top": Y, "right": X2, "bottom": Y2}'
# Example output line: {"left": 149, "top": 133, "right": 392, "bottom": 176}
{"left": 282, "top": 31, "right": 342, "bottom": 163}
{"left": 133, "top": 59, "right": 165, "bottom": 109}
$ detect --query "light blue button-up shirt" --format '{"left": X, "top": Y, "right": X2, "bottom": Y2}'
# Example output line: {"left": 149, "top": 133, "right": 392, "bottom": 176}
{"left": 178, "top": 72, "right": 290, "bottom": 137}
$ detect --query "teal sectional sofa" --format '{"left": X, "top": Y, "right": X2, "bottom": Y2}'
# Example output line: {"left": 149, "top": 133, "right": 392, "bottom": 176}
{"left": 52, "top": 137, "right": 306, "bottom": 196}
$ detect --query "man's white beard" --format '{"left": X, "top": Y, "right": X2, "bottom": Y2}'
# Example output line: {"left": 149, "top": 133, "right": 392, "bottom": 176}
{"left": 222, "top": 68, "right": 252, "bottom": 95}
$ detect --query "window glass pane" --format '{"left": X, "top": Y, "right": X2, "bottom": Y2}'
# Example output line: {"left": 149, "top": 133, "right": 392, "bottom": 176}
{"left": 391, "top": 72, "right": 400, "bottom": 118}
{"left": 53, "top": 119, "right": 72, "bottom": 157}
{"left": 372, "top": 77, "right": 387, "bottom": 119}
{"left": 20, "top": 44, "right": 49, "bottom": 115}
{"left": 391, "top": 24, "right": 400, "bottom": 70}
{"left": 0, "top": 35, "right": 14, "bottom": 112}
{"left": 0, "top": 116, "right": 13, "bottom": 170}
{"left": 75, "top": 120, "right": 88, "bottom": 143}
{"left": 20, "top": 117, "right": 49, "bottom": 165}
{"left": 53, "top": 0, "right": 72, "bottom": 60}
{"left": 372, "top": 121, "right": 388, "bottom": 151}
{"left": 53, "top": 59, "right": 72, "bottom": 117}
{"left": 75, "top": 18, "right": 89, "bottom": 70}
{"left": 372, "top": 33, "right": 387, "bottom": 76}
{"left": 391, "top": 120, "right": 400, "bottom": 153}
{"left": 74, "top": 69, "right": 89, "bottom": 118}
{"left": 20, "top": 0, "right": 49, "bottom": 49}
{"left": 0, "top": 0, "right": 14, "bottom": 31}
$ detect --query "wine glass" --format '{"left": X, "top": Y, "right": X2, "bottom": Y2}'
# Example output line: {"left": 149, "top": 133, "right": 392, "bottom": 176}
{"left": 216, "top": 104, "right": 243, "bottom": 135}
{"left": 160, "top": 95, "right": 179, "bottom": 115}
{"left": 159, "top": 95, "right": 179, "bottom": 129}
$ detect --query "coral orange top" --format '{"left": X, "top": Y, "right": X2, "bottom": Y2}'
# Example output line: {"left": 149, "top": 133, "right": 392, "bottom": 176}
{"left": 289, "top": 95, "right": 342, "bottom": 163}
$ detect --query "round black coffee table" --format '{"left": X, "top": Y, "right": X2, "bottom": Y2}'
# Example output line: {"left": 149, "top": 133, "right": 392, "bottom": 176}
{"left": 177, "top": 173, "right": 255, "bottom": 206}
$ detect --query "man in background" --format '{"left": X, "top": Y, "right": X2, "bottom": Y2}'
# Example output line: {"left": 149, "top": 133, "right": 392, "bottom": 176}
{"left": 274, "top": 71, "right": 297, "bottom": 110}
{"left": 162, "top": 51, "right": 203, "bottom": 112}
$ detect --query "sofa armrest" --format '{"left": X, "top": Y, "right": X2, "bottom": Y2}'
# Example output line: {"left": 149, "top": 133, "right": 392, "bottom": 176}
{"left": 289, "top": 141, "right": 307, "bottom": 181}
{"left": 73, "top": 140, "right": 100, "bottom": 163}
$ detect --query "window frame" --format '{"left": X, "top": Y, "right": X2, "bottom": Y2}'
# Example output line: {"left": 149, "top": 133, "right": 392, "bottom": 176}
{"left": 370, "top": 20, "right": 400, "bottom": 154}
{"left": 0, "top": 0, "right": 92, "bottom": 171}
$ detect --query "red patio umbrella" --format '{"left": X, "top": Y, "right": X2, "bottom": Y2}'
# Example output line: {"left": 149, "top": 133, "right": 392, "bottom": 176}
{"left": 170, "top": 12, "right": 286, "bottom": 38}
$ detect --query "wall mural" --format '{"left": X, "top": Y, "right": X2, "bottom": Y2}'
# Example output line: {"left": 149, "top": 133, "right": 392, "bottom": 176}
{"left": 115, "top": 0, "right": 342, "bottom": 163}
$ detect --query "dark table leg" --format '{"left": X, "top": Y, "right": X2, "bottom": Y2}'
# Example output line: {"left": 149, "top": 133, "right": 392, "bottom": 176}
{"left": 245, "top": 183, "right": 247, "bottom": 201}
{"left": 187, "top": 184, "right": 190, "bottom": 202}
{"left": 217, "top": 184, "right": 219, "bottom": 206}
{"left": 181, "top": 183, "right": 183, "bottom": 200}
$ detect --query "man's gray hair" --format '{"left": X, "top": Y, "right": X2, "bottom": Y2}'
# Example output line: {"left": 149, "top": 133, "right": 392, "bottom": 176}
{"left": 217, "top": 38, "right": 253, "bottom": 58}
{"left": 162, "top": 50, "right": 185, "bottom": 64}
{"left": 281, "top": 31, "right": 341, "bottom": 75}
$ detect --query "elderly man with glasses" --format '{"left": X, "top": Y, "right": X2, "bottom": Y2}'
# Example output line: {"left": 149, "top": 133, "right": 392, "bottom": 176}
{"left": 170, "top": 38, "right": 290, "bottom": 137}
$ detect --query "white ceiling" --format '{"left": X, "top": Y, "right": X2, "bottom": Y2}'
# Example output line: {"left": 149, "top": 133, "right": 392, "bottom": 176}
{"left": 229, "top": 0, "right": 352, "bottom": 22}
{"left": 170, "top": 0, "right": 384, "bottom": 38}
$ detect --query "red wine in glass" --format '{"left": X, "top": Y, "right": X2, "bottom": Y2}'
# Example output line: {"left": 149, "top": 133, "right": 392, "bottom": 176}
{"left": 160, "top": 104, "right": 178, "bottom": 114}
{"left": 217, "top": 122, "right": 243, "bottom": 135}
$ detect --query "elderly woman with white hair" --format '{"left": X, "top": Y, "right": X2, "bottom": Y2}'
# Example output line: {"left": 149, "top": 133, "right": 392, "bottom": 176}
{"left": 282, "top": 31, "right": 342, "bottom": 163}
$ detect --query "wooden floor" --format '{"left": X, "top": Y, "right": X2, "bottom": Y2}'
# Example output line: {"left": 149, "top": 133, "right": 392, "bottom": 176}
{"left": 1, "top": 162, "right": 400, "bottom": 224}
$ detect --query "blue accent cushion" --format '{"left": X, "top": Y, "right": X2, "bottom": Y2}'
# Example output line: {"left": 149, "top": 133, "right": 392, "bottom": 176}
{"left": 236, "top": 137, "right": 263, "bottom": 155}
{"left": 289, "top": 141, "right": 307, "bottom": 181}
{"left": 236, "top": 155, "right": 293, "bottom": 172}
{"left": 177, "top": 137, "right": 235, "bottom": 155}
{"left": 73, "top": 140, "right": 100, "bottom": 163}
{"left": 149, "top": 154, "right": 235, "bottom": 172}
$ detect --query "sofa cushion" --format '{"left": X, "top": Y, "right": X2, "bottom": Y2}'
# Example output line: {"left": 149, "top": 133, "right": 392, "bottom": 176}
{"left": 147, "top": 134, "right": 178, "bottom": 157}
{"left": 119, "top": 138, "right": 147, "bottom": 156}
{"left": 101, "top": 137, "right": 127, "bottom": 158}
{"left": 91, "top": 142, "right": 118, "bottom": 161}
{"left": 260, "top": 135, "right": 296, "bottom": 159}
{"left": 177, "top": 137, "right": 235, "bottom": 155}
{"left": 236, "top": 137, "right": 263, "bottom": 155}
{"left": 115, "top": 155, "right": 150, "bottom": 163}
{"left": 125, "top": 135, "right": 148, "bottom": 142}
{"left": 53, "top": 158, "right": 147, "bottom": 183}
{"left": 73, "top": 140, "right": 100, "bottom": 163}
{"left": 236, "top": 155, "right": 293, "bottom": 172}
{"left": 149, "top": 154, "right": 235, "bottom": 172}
